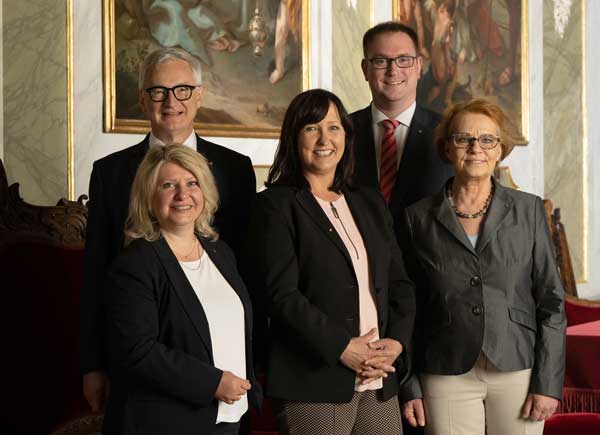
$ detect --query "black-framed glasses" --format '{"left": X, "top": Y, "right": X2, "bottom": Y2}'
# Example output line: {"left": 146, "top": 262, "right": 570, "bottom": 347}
{"left": 367, "top": 55, "right": 418, "bottom": 69}
{"left": 144, "top": 85, "right": 199, "bottom": 102}
{"left": 450, "top": 133, "right": 500, "bottom": 149}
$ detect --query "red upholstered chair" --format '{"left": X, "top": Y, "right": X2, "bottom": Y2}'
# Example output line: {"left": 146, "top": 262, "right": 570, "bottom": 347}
{"left": 0, "top": 160, "right": 101, "bottom": 435}
{"left": 564, "top": 294, "right": 600, "bottom": 326}
{"left": 544, "top": 413, "right": 600, "bottom": 435}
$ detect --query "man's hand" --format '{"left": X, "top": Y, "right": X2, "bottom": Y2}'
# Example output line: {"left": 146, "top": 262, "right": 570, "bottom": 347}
{"left": 521, "top": 393, "right": 558, "bottom": 421}
{"left": 215, "top": 371, "right": 251, "bottom": 405}
{"left": 83, "top": 370, "right": 110, "bottom": 413}
{"left": 402, "top": 399, "right": 426, "bottom": 427}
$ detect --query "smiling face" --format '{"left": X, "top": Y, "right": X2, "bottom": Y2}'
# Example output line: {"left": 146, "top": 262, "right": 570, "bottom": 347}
{"left": 297, "top": 102, "right": 346, "bottom": 185}
{"left": 445, "top": 112, "right": 502, "bottom": 181}
{"left": 152, "top": 162, "right": 204, "bottom": 235}
{"left": 140, "top": 60, "right": 204, "bottom": 143}
{"left": 361, "top": 31, "right": 422, "bottom": 117}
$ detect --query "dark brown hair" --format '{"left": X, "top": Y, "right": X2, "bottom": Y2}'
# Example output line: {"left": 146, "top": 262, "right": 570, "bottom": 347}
{"left": 362, "top": 21, "right": 419, "bottom": 57}
{"left": 266, "top": 89, "right": 354, "bottom": 192}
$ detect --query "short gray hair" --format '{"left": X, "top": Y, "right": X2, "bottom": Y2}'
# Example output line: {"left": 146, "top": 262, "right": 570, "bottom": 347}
{"left": 138, "top": 47, "right": 203, "bottom": 90}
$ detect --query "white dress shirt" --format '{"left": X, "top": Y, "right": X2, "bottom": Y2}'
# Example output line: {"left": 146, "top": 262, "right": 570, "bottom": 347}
{"left": 148, "top": 130, "right": 197, "bottom": 150}
{"left": 370, "top": 102, "right": 416, "bottom": 179}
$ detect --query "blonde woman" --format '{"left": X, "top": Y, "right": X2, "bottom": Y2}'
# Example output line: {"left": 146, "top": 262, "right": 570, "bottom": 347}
{"left": 102, "top": 145, "right": 261, "bottom": 435}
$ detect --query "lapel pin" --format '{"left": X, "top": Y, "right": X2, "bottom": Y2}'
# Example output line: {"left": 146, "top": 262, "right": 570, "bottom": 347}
{"left": 418, "top": 129, "right": 423, "bottom": 134}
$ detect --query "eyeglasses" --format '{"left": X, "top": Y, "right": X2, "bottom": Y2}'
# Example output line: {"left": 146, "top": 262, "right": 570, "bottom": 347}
{"left": 367, "top": 55, "right": 418, "bottom": 69}
{"left": 144, "top": 85, "right": 199, "bottom": 102}
{"left": 450, "top": 133, "right": 500, "bottom": 149}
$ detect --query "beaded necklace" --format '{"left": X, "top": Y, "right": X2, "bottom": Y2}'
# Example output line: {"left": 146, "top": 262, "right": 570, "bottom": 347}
{"left": 447, "top": 181, "right": 495, "bottom": 219}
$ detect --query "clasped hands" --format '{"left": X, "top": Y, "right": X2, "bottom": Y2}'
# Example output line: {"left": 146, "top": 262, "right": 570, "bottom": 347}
{"left": 340, "top": 328, "right": 403, "bottom": 385}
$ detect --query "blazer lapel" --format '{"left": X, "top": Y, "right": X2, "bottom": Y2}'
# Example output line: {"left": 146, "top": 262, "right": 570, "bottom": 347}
{"left": 152, "top": 237, "right": 214, "bottom": 358}
{"left": 353, "top": 107, "right": 379, "bottom": 189}
{"left": 295, "top": 190, "right": 352, "bottom": 264}
{"left": 476, "top": 181, "right": 514, "bottom": 253}
{"left": 127, "top": 135, "right": 150, "bottom": 184}
{"left": 432, "top": 189, "right": 477, "bottom": 255}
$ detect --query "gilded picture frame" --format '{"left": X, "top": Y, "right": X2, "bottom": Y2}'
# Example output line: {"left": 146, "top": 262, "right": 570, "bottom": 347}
{"left": 103, "top": 0, "right": 310, "bottom": 138}
{"left": 393, "top": 0, "right": 529, "bottom": 144}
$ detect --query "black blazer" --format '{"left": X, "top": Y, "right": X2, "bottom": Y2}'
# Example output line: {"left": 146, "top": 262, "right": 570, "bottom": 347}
{"left": 244, "top": 186, "right": 416, "bottom": 403}
{"left": 398, "top": 180, "right": 566, "bottom": 401}
{"left": 102, "top": 237, "right": 262, "bottom": 435}
{"left": 80, "top": 134, "right": 256, "bottom": 374}
{"left": 350, "top": 104, "right": 454, "bottom": 227}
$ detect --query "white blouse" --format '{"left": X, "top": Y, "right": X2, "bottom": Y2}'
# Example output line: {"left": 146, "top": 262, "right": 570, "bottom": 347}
{"left": 180, "top": 252, "right": 248, "bottom": 423}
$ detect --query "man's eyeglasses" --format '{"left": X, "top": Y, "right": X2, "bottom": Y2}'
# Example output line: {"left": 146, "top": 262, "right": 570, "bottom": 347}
{"left": 367, "top": 55, "right": 418, "bottom": 69}
{"left": 450, "top": 133, "right": 500, "bottom": 149}
{"left": 144, "top": 85, "right": 199, "bottom": 102}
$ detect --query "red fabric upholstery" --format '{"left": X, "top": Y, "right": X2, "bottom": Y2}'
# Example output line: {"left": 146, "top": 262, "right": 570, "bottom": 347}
{"left": 558, "top": 320, "right": 600, "bottom": 414}
{"left": 565, "top": 298, "right": 600, "bottom": 326}
{"left": 544, "top": 413, "right": 600, "bottom": 435}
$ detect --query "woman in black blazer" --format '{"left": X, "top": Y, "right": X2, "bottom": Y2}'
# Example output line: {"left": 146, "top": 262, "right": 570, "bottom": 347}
{"left": 102, "top": 145, "right": 261, "bottom": 435}
{"left": 244, "top": 89, "right": 416, "bottom": 435}
{"left": 399, "top": 99, "right": 566, "bottom": 435}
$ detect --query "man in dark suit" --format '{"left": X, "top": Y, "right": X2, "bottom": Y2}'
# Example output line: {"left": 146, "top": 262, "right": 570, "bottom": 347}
{"left": 350, "top": 22, "right": 453, "bottom": 433}
{"left": 351, "top": 22, "right": 453, "bottom": 229}
{"left": 80, "top": 47, "right": 256, "bottom": 414}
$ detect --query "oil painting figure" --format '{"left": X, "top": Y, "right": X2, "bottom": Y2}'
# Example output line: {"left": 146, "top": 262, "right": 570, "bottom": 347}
{"left": 112, "top": 0, "right": 304, "bottom": 136}
{"left": 397, "top": 0, "right": 524, "bottom": 141}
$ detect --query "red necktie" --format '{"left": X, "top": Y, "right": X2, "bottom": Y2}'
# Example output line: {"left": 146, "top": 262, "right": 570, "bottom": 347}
{"left": 380, "top": 119, "right": 401, "bottom": 203}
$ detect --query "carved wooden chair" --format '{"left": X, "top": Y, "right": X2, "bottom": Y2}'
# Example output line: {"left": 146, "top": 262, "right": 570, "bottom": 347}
{"left": 543, "top": 199, "right": 600, "bottom": 325}
{"left": 0, "top": 159, "right": 101, "bottom": 435}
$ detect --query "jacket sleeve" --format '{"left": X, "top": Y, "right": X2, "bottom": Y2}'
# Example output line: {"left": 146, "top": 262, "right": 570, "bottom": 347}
{"left": 382, "top": 201, "right": 416, "bottom": 386}
{"left": 529, "top": 197, "right": 567, "bottom": 399}
{"left": 80, "top": 163, "right": 109, "bottom": 374}
{"left": 396, "top": 208, "right": 424, "bottom": 402}
{"left": 246, "top": 193, "right": 352, "bottom": 367}
{"left": 105, "top": 252, "right": 223, "bottom": 407}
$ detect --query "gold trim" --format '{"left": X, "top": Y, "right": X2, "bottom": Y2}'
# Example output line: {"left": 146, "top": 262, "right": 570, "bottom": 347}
{"left": 578, "top": 0, "right": 588, "bottom": 284}
{"left": 67, "top": 0, "right": 74, "bottom": 200}
{"left": 103, "top": 0, "right": 310, "bottom": 138}
{"left": 520, "top": 0, "right": 529, "bottom": 144}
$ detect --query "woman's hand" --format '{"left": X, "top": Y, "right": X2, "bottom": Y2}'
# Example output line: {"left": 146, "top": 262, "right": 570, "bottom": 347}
{"left": 357, "top": 338, "right": 403, "bottom": 385}
{"left": 215, "top": 371, "right": 251, "bottom": 405}
{"left": 521, "top": 393, "right": 558, "bottom": 421}
{"left": 402, "top": 399, "right": 426, "bottom": 427}
{"left": 340, "top": 328, "right": 394, "bottom": 373}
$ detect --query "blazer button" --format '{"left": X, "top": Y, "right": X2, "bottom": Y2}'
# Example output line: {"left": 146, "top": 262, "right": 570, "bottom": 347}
{"left": 472, "top": 306, "right": 483, "bottom": 316}
{"left": 470, "top": 276, "right": 481, "bottom": 287}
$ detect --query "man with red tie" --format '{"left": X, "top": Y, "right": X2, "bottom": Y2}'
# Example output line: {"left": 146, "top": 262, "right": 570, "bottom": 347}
{"left": 350, "top": 21, "right": 454, "bottom": 434}
{"left": 351, "top": 21, "right": 453, "bottom": 223}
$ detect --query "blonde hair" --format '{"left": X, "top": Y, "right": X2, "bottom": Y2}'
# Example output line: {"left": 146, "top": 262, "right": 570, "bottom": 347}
{"left": 124, "top": 144, "right": 219, "bottom": 244}
{"left": 435, "top": 99, "right": 517, "bottom": 163}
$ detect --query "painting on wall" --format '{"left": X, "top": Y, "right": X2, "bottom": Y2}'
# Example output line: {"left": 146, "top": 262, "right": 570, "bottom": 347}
{"left": 394, "top": 0, "right": 528, "bottom": 143}
{"left": 103, "top": 0, "right": 309, "bottom": 138}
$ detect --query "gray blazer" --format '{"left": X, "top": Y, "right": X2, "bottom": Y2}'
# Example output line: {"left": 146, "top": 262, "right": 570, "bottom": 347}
{"left": 399, "top": 179, "right": 566, "bottom": 402}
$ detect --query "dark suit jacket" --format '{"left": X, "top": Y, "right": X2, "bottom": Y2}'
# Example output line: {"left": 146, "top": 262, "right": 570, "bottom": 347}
{"left": 244, "top": 185, "right": 416, "bottom": 403}
{"left": 102, "top": 237, "right": 262, "bottom": 435}
{"left": 398, "top": 180, "right": 566, "bottom": 401}
{"left": 350, "top": 104, "right": 454, "bottom": 227}
{"left": 80, "top": 134, "right": 256, "bottom": 374}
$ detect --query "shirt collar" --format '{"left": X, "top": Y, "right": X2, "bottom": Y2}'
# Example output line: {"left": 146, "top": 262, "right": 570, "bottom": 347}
{"left": 370, "top": 101, "right": 416, "bottom": 127}
{"left": 149, "top": 131, "right": 197, "bottom": 150}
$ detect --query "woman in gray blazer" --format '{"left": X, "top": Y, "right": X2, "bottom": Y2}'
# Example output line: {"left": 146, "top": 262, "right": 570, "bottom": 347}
{"left": 399, "top": 99, "right": 566, "bottom": 435}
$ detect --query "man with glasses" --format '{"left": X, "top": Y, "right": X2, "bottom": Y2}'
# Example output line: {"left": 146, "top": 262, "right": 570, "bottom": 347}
{"left": 80, "top": 47, "right": 256, "bottom": 416}
{"left": 350, "top": 21, "right": 454, "bottom": 434}
{"left": 351, "top": 21, "right": 453, "bottom": 218}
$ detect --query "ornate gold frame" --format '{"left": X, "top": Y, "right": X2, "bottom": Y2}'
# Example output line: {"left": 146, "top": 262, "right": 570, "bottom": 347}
{"left": 392, "top": 0, "right": 529, "bottom": 144}
{"left": 102, "top": 0, "right": 310, "bottom": 138}
{"left": 67, "top": 0, "right": 74, "bottom": 200}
